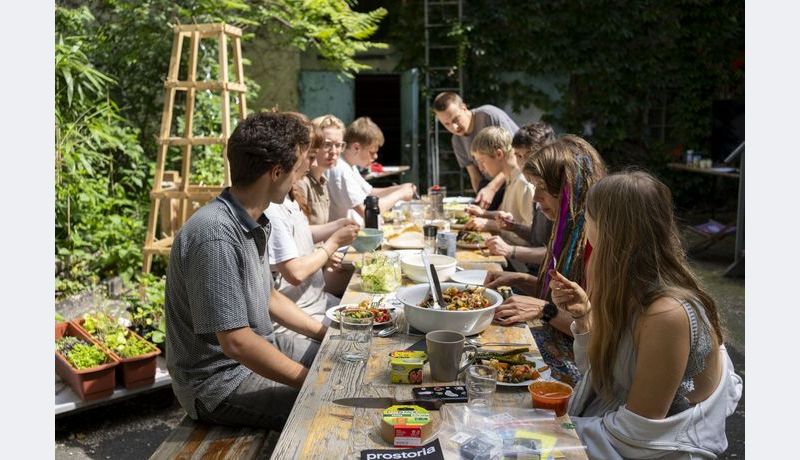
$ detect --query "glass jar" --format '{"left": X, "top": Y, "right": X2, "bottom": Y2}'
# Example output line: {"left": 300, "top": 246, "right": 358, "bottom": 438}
{"left": 361, "top": 251, "right": 402, "bottom": 293}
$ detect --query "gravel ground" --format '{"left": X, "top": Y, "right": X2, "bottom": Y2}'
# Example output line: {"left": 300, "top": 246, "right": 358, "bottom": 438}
{"left": 54, "top": 226, "right": 745, "bottom": 459}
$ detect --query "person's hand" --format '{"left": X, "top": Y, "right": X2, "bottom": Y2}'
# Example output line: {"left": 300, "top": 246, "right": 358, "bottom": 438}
{"left": 494, "top": 211, "right": 515, "bottom": 230}
{"left": 465, "top": 217, "right": 488, "bottom": 231}
{"left": 330, "top": 223, "right": 360, "bottom": 247}
{"left": 400, "top": 183, "right": 416, "bottom": 201}
{"left": 335, "top": 217, "right": 359, "bottom": 228}
{"left": 494, "top": 295, "right": 547, "bottom": 325}
{"left": 474, "top": 186, "right": 497, "bottom": 209}
{"left": 484, "top": 271, "right": 537, "bottom": 291}
{"left": 325, "top": 250, "right": 345, "bottom": 272}
{"left": 486, "top": 235, "right": 512, "bottom": 257}
{"left": 549, "top": 270, "right": 590, "bottom": 319}
{"left": 465, "top": 204, "right": 485, "bottom": 217}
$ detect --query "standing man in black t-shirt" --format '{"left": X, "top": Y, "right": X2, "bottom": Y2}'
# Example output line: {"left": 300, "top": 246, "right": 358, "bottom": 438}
{"left": 433, "top": 92, "right": 519, "bottom": 209}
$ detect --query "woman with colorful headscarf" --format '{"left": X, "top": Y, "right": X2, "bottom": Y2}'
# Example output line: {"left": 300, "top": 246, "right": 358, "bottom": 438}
{"left": 484, "top": 134, "right": 606, "bottom": 384}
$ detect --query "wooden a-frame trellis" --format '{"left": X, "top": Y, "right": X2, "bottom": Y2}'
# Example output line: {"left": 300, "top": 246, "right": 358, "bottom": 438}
{"left": 142, "top": 23, "right": 248, "bottom": 273}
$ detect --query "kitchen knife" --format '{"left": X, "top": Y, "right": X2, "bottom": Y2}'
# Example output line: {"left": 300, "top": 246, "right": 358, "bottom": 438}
{"left": 332, "top": 397, "right": 443, "bottom": 411}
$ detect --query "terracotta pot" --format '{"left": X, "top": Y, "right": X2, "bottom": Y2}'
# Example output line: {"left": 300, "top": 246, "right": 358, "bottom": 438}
{"left": 55, "top": 322, "right": 119, "bottom": 401}
{"left": 72, "top": 318, "right": 162, "bottom": 389}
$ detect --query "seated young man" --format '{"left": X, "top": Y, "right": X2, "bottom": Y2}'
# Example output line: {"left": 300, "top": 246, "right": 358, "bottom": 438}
{"left": 433, "top": 91, "right": 519, "bottom": 209}
{"left": 486, "top": 121, "right": 556, "bottom": 265}
{"left": 165, "top": 112, "right": 326, "bottom": 430}
{"left": 463, "top": 126, "right": 534, "bottom": 246}
{"left": 326, "top": 116, "right": 415, "bottom": 225}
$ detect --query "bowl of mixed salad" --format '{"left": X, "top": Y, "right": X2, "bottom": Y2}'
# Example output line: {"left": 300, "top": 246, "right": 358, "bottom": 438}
{"left": 360, "top": 251, "right": 402, "bottom": 293}
{"left": 395, "top": 283, "right": 503, "bottom": 335}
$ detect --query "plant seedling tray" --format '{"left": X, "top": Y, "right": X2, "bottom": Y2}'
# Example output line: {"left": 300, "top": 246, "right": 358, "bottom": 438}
{"left": 55, "top": 322, "right": 119, "bottom": 401}
{"left": 73, "top": 317, "right": 162, "bottom": 389}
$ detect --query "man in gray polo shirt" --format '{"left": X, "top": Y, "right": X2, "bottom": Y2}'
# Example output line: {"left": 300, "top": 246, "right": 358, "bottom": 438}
{"left": 433, "top": 92, "right": 519, "bottom": 210}
{"left": 165, "top": 112, "right": 326, "bottom": 429}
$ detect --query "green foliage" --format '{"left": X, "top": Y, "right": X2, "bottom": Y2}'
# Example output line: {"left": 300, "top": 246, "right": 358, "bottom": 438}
{"left": 56, "top": 337, "right": 110, "bottom": 369}
{"left": 82, "top": 311, "right": 157, "bottom": 358}
{"left": 56, "top": 6, "right": 149, "bottom": 297}
{"left": 389, "top": 0, "right": 743, "bottom": 204}
{"left": 256, "top": 0, "right": 388, "bottom": 77}
{"left": 127, "top": 274, "right": 167, "bottom": 347}
{"left": 55, "top": 1, "right": 387, "bottom": 298}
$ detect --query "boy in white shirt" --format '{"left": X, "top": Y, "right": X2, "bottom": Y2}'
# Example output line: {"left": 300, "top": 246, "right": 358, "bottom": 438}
{"left": 464, "top": 126, "right": 534, "bottom": 245}
{"left": 326, "top": 117, "right": 416, "bottom": 225}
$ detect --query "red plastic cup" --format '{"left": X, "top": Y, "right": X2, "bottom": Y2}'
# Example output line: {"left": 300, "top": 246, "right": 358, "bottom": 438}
{"left": 528, "top": 380, "right": 574, "bottom": 417}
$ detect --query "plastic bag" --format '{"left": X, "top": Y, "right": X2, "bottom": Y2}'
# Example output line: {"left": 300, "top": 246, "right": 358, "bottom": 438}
{"left": 437, "top": 405, "right": 587, "bottom": 459}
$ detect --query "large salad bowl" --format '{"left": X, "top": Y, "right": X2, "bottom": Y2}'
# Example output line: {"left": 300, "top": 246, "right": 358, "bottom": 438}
{"left": 395, "top": 282, "right": 503, "bottom": 336}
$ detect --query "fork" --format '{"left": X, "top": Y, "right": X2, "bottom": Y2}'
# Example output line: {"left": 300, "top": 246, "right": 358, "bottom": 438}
{"left": 370, "top": 295, "right": 383, "bottom": 309}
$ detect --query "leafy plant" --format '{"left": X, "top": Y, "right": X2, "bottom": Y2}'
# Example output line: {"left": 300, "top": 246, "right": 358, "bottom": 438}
{"left": 82, "top": 311, "right": 157, "bottom": 358}
{"left": 55, "top": 1, "right": 388, "bottom": 298}
{"left": 56, "top": 337, "right": 110, "bottom": 369}
{"left": 127, "top": 274, "right": 166, "bottom": 348}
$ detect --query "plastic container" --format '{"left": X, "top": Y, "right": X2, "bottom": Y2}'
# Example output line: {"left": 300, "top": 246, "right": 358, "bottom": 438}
{"left": 528, "top": 380, "right": 573, "bottom": 416}
{"left": 55, "top": 322, "right": 119, "bottom": 400}
{"left": 73, "top": 318, "right": 161, "bottom": 389}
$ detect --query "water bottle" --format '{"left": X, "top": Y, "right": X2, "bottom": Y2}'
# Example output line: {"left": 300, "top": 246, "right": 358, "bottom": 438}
{"left": 364, "top": 195, "right": 380, "bottom": 229}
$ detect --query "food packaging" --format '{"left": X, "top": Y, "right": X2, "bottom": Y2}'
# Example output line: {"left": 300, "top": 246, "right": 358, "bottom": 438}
{"left": 389, "top": 350, "right": 427, "bottom": 384}
{"left": 380, "top": 405, "right": 432, "bottom": 447}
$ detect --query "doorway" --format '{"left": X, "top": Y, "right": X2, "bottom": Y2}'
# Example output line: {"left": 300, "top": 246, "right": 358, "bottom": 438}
{"left": 355, "top": 74, "right": 402, "bottom": 165}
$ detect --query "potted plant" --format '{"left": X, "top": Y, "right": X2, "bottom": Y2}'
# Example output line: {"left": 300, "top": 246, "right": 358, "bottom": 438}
{"left": 55, "top": 321, "right": 119, "bottom": 400}
{"left": 73, "top": 311, "right": 161, "bottom": 388}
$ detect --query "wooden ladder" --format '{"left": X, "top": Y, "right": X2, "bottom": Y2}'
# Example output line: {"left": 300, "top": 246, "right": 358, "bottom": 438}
{"left": 142, "top": 23, "right": 248, "bottom": 273}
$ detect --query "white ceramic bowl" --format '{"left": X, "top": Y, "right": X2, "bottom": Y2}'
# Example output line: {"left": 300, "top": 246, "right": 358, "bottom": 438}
{"left": 395, "top": 282, "right": 503, "bottom": 336}
{"left": 400, "top": 253, "right": 457, "bottom": 283}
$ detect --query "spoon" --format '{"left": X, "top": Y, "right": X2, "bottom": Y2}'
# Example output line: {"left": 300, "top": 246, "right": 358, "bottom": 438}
{"left": 375, "top": 325, "right": 399, "bottom": 337}
{"left": 421, "top": 251, "right": 443, "bottom": 310}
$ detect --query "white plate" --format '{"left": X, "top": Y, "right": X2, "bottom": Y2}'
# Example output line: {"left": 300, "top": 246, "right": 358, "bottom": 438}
{"left": 483, "top": 355, "right": 553, "bottom": 387}
{"left": 450, "top": 269, "right": 488, "bottom": 286}
{"left": 325, "top": 303, "right": 397, "bottom": 326}
{"left": 444, "top": 196, "right": 475, "bottom": 204}
{"left": 385, "top": 232, "right": 424, "bottom": 249}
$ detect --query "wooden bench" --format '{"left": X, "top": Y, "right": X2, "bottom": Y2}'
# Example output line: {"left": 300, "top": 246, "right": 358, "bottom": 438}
{"left": 149, "top": 415, "right": 279, "bottom": 460}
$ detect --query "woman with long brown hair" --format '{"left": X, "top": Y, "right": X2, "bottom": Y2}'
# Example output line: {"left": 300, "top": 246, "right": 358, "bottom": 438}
{"left": 485, "top": 134, "right": 606, "bottom": 384}
{"left": 552, "top": 171, "right": 742, "bottom": 457}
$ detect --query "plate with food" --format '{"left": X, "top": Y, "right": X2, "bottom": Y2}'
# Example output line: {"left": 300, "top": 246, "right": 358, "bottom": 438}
{"left": 456, "top": 230, "right": 491, "bottom": 249}
{"left": 325, "top": 300, "right": 396, "bottom": 326}
{"left": 474, "top": 348, "right": 552, "bottom": 386}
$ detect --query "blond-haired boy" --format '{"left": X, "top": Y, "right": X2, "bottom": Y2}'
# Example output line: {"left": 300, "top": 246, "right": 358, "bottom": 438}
{"left": 464, "top": 126, "right": 534, "bottom": 245}
{"left": 326, "top": 117, "right": 415, "bottom": 225}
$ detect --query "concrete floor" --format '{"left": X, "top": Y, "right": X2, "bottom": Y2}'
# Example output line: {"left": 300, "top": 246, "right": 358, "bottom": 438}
{"left": 54, "top": 228, "right": 745, "bottom": 459}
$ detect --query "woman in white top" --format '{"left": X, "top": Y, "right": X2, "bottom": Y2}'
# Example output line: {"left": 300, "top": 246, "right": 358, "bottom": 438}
{"left": 551, "top": 171, "right": 741, "bottom": 458}
{"left": 464, "top": 126, "right": 534, "bottom": 246}
{"left": 266, "top": 116, "right": 360, "bottom": 359}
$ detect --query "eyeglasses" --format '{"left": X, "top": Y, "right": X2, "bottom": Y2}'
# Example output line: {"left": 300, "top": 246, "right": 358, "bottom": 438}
{"left": 322, "top": 141, "right": 346, "bottom": 151}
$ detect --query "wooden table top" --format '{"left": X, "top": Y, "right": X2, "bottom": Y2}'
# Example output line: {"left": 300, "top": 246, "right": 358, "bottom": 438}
{"left": 270, "top": 274, "right": 587, "bottom": 459}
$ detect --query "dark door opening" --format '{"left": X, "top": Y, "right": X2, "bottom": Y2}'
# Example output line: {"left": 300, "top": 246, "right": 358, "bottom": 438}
{"left": 354, "top": 74, "right": 402, "bottom": 166}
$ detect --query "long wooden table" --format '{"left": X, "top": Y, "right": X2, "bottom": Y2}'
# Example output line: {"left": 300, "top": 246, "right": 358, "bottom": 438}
{"left": 271, "top": 255, "right": 587, "bottom": 459}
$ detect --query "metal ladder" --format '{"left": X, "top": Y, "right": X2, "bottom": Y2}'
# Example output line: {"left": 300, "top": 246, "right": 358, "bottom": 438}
{"left": 423, "top": 0, "right": 468, "bottom": 194}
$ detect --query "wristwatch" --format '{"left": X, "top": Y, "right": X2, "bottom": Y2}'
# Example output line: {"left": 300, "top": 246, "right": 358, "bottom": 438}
{"left": 541, "top": 302, "right": 558, "bottom": 323}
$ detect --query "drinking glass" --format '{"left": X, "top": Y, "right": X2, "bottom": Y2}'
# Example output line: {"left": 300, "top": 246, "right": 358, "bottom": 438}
{"left": 465, "top": 364, "right": 498, "bottom": 406}
{"left": 339, "top": 309, "right": 374, "bottom": 362}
